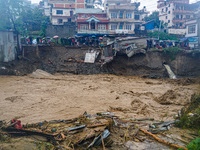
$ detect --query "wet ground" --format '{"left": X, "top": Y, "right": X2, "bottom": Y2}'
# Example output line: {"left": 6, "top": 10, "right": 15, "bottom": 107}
{"left": 0, "top": 73, "right": 198, "bottom": 124}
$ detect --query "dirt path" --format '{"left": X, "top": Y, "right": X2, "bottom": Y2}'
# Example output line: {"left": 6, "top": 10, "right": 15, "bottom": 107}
{"left": 0, "top": 74, "right": 198, "bottom": 124}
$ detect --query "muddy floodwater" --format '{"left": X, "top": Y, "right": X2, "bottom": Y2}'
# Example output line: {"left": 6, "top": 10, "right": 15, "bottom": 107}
{"left": 0, "top": 74, "right": 198, "bottom": 124}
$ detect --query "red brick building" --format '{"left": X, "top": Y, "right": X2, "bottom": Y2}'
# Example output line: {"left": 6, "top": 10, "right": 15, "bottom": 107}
{"left": 76, "top": 9, "right": 109, "bottom": 36}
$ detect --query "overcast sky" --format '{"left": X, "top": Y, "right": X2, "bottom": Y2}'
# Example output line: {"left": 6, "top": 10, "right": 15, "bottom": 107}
{"left": 31, "top": 0, "right": 198, "bottom": 12}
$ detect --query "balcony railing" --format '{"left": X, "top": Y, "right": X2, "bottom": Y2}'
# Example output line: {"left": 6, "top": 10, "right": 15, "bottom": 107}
{"left": 77, "top": 29, "right": 135, "bottom": 34}
{"left": 109, "top": 5, "right": 135, "bottom": 10}
{"left": 77, "top": 16, "right": 109, "bottom": 19}
{"left": 77, "top": 29, "right": 109, "bottom": 34}
{"left": 173, "top": 10, "right": 193, "bottom": 13}
{"left": 109, "top": 18, "right": 135, "bottom": 22}
{"left": 53, "top": 22, "right": 64, "bottom": 25}
{"left": 157, "top": 0, "right": 189, "bottom": 8}
{"left": 172, "top": 19, "right": 185, "bottom": 23}
{"left": 49, "top": 0, "right": 75, "bottom": 3}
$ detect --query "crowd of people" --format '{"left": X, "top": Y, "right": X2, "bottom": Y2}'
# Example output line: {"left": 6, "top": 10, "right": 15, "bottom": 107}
{"left": 21, "top": 36, "right": 104, "bottom": 48}
{"left": 147, "top": 38, "right": 190, "bottom": 50}
{"left": 22, "top": 36, "right": 191, "bottom": 51}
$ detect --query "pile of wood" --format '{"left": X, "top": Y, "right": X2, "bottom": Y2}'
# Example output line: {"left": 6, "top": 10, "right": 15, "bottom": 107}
{"left": 0, "top": 112, "right": 188, "bottom": 150}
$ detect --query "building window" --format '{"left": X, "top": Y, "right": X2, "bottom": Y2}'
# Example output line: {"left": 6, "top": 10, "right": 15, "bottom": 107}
{"left": 126, "top": 13, "right": 132, "bottom": 19}
{"left": 14, "top": 36, "right": 17, "bottom": 41}
{"left": 57, "top": 19, "right": 63, "bottom": 24}
{"left": 80, "top": 24, "right": 88, "bottom": 30}
{"left": 135, "top": 24, "right": 140, "bottom": 30}
{"left": 186, "top": 15, "right": 190, "bottom": 19}
{"left": 56, "top": 10, "right": 63, "bottom": 14}
{"left": 166, "top": 16, "right": 167, "bottom": 19}
{"left": 126, "top": 24, "right": 132, "bottom": 30}
{"left": 119, "top": 25, "right": 123, "bottom": 29}
{"left": 119, "top": 12, "right": 123, "bottom": 19}
{"left": 169, "top": 4, "right": 170, "bottom": 7}
{"left": 166, "top": 7, "right": 168, "bottom": 12}
{"left": 98, "top": 24, "right": 106, "bottom": 30}
{"left": 168, "top": 11, "right": 170, "bottom": 14}
{"left": 162, "top": 8, "right": 164, "bottom": 13}
{"left": 134, "top": 15, "right": 139, "bottom": 20}
{"left": 111, "top": 13, "right": 117, "bottom": 19}
{"left": 111, "top": 24, "right": 117, "bottom": 30}
{"left": 176, "top": 15, "right": 179, "bottom": 19}
{"left": 70, "top": 11, "right": 73, "bottom": 16}
{"left": 168, "top": 20, "right": 170, "bottom": 23}
{"left": 188, "top": 25, "right": 196, "bottom": 34}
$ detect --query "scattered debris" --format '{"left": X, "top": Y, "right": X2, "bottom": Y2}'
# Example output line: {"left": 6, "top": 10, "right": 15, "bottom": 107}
{"left": 140, "top": 129, "right": 187, "bottom": 150}
{"left": 84, "top": 50, "right": 100, "bottom": 63}
{"left": 0, "top": 111, "right": 194, "bottom": 149}
{"left": 88, "top": 129, "right": 110, "bottom": 148}
{"left": 30, "top": 69, "right": 53, "bottom": 78}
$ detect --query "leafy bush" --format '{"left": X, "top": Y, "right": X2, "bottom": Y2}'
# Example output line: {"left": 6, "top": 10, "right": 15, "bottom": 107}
{"left": 178, "top": 138, "right": 200, "bottom": 150}
{"left": 187, "top": 138, "right": 200, "bottom": 150}
{"left": 176, "top": 93, "right": 200, "bottom": 129}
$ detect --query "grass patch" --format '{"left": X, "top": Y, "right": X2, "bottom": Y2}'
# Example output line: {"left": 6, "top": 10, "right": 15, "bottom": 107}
{"left": 152, "top": 47, "right": 183, "bottom": 61}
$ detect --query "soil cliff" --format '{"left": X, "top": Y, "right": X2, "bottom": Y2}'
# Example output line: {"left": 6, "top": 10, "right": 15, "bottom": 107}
{"left": 0, "top": 46, "right": 200, "bottom": 78}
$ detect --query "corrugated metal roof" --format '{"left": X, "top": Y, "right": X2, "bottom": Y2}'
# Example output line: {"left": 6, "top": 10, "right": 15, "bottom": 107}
{"left": 75, "top": 8, "right": 105, "bottom": 14}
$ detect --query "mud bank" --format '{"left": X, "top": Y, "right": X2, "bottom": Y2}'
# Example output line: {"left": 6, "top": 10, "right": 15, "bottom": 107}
{"left": 110, "top": 50, "right": 200, "bottom": 78}
{"left": 0, "top": 46, "right": 200, "bottom": 78}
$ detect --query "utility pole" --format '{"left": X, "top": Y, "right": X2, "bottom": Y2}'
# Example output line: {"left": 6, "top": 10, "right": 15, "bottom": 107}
{"left": 158, "top": 20, "right": 162, "bottom": 40}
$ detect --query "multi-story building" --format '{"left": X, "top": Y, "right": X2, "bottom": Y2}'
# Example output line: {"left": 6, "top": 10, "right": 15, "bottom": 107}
{"left": 41, "top": 0, "right": 99, "bottom": 25}
{"left": 185, "top": 1, "right": 200, "bottom": 48}
{"left": 75, "top": 8, "right": 109, "bottom": 36}
{"left": 40, "top": 0, "right": 51, "bottom": 16}
{"left": 104, "top": 0, "right": 146, "bottom": 35}
{"left": 157, "top": 0, "right": 194, "bottom": 29}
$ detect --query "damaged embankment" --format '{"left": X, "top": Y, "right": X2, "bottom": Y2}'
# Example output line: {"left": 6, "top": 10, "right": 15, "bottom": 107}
{"left": 0, "top": 46, "right": 200, "bottom": 78}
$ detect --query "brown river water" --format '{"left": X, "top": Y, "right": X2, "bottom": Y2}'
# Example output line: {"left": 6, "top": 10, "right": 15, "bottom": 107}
{"left": 0, "top": 73, "right": 198, "bottom": 124}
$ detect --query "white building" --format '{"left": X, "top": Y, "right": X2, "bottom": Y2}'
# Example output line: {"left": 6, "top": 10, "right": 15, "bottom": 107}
{"left": 0, "top": 30, "right": 19, "bottom": 62}
{"left": 185, "top": 1, "right": 200, "bottom": 48}
{"left": 41, "top": 0, "right": 99, "bottom": 25}
{"left": 42, "top": 0, "right": 51, "bottom": 16}
{"left": 157, "top": 0, "right": 194, "bottom": 29}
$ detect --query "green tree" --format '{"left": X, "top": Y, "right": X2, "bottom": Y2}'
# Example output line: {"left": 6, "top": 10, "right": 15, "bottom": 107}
{"left": 0, "top": 0, "right": 25, "bottom": 54}
{"left": 0, "top": 0, "right": 49, "bottom": 53}
{"left": 17, "top": 7, "right": 49, "bottom": 37}
{"left": 148, "top": 31, "right": 178, "bottom": 41}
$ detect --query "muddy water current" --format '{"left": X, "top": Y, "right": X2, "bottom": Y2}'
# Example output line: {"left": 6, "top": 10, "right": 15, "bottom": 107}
{"left": 0, "top": 74, "right": 198, "bottom": 124}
